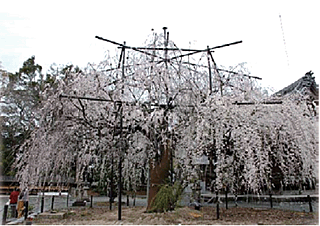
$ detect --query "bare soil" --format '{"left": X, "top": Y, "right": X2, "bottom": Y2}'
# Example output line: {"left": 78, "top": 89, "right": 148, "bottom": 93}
{"left": 33, "top": 206, "right": 318, "bottom": 225}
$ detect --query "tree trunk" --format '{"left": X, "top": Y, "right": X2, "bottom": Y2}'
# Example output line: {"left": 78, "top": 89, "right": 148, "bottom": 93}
{"left": 146, "top": 140, "right": 171, "bottom": 211}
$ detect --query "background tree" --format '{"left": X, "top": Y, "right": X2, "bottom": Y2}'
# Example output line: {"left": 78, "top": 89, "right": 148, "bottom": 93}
{"left": 0, "top": 57, "right": 81, "bottom": 177}
{"left": 1, "top": 57, "right": 44, "bottom": 176}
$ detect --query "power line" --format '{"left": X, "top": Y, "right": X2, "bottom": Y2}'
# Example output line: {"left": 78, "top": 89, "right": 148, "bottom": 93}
{"left": 279, "top": 15, "right": 290, "bottom": 67}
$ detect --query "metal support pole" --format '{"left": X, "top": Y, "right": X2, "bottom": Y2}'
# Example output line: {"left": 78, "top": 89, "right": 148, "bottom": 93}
{"left": 41, "top": 196, "right": 44, "bottom": 213}
{"left": 147, "top": 159, "right": 150, "bottom": 205}
{"left": 24, "top": 201, "right": 28, "bottom": 220}
{"left": 163, "top": 27, "right": 168, "bottom": 69}
{"left": 110, "top": 154, "right": 114, "bottom": 211}
{"left": 207, "top": 46, "right": 212, "bottom": 95}
{"left": 2, "top": 204, "right": 8, "bottom": 225}
{"left": 208, "top": 50, "right": 223, "bottom": 96}
{"left": 308, "top": 195, "right": 313, "bottom": 212}
{"left": 51, "top": 196, "right": 54, "bottom": 210}
{"left": 170, "top": 145, "right": 173, "bottom": 185}
{"left": 90, "top": 196, "right": 93, "bottom": 208}
{"left": 122, "top": 42, "right": 126, "bottom": 80}
{"left": 216, "top": 202, "right": 220, "bottom": 219}
{"left": 133, "top": 194, "right": 136, "bottom": 206}
{"left": 66, "top": 194, "right": 69, "bottom": 208}
{"left": 127, "top": 195, "right": 129, "bottom": 206}
{"left": 225, "top": 187, "right": 228, "bottom": 209}
{"left": 235, "top": 194, "right": 238, "bottom": 207}
{"left": 118, "top": 113, "right": 122, "bottom": 221}
{"left": 118, "top": 41, "right": 125, "bottom": 221}
{"left": 269, "top": 193, "right": 273, "bottom": 208}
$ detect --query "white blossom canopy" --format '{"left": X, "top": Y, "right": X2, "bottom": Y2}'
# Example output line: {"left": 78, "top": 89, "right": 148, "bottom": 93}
{"left": 15, "top": 32, "right": 318, "bottom": 194}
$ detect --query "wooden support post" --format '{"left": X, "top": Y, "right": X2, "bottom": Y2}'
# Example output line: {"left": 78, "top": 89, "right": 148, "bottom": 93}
{"left": 269, "top": 194, "right": 273, "bottom": 208}
{"left": 90, "top": 196, "right": 93, "bottom": 208}
{"left": 41, "top": 196, "right": 44, "bottom": 213}
{"left": 308, "top": 195, "right": 313, "bottom": 212}
{"left": 235, "top": 194, "right": 238, "bottom": 207}
{"left": 51, "top": 196, "right": 54, "bottom": 210}
{"left": 2, "top": 204, "right": 8, "bottom": 225}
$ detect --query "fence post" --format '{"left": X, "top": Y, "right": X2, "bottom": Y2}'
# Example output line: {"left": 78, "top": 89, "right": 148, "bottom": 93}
{"left": 269, "top": 193, "right": 273, "bottom": 209}
{"left": 2, "top": 204, "right": 8, "bottom": 225}
{"left": 90, "top": 196, "right": 93, "bottom": 208}
{"left": 307, "top": 195, "right": 313, "bottom": 212}
{"left": 41, "top": 196, "right": 44, "bottom": 213}
{"left": 51, "top": 196, "right": 55, "bottom": 210}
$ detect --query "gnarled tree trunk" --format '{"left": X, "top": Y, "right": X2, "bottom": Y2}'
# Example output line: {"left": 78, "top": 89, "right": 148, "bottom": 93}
{"left": 147, "top": 141, "right": 171, "bottom": 211}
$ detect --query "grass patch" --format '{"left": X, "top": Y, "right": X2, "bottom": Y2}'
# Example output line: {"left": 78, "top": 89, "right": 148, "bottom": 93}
{"left": 148, "top": 181, "right": 184, "bottom": 213}
{"left": 66, "top": 211, "right": 76, "bottom": 216}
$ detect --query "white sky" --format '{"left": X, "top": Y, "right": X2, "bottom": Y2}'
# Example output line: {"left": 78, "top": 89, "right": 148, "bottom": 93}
{"left": 0, "top": 0, "right": 319, "bottom": 92}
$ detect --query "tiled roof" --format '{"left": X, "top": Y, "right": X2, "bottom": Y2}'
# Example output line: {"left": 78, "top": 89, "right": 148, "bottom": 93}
{"left": 273, "top": 71, "right": 318, "bottom": 101}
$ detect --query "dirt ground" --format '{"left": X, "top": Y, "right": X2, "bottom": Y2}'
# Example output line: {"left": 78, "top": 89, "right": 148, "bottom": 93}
{"left": 33, "top": 206, "right": 318, "bottom": 225}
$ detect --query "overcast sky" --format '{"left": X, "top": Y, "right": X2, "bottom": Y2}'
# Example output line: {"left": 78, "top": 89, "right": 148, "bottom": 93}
{"left": 1, "top": 0, "right": 319, "bottom": 92}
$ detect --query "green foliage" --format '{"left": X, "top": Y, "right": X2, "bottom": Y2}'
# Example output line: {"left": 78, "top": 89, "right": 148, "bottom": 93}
{"left": 1, "top": 56, "right": 53, "bottom": 176}
{"left": 1, "top": 57, "right": 84, "bottom": 176}
{"left": 28, "top": 205, "right": 34, "bottom": 211}
{"left": 1, "top": 57, "right": 40, "bottom": 175}
{"left": 149, "top": 181, "right": 184, "bottom": 213}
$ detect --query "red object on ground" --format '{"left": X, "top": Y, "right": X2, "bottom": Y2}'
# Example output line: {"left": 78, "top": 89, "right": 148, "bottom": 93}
{"left": 10, "top": 190, "right": 20, "bottom": 204}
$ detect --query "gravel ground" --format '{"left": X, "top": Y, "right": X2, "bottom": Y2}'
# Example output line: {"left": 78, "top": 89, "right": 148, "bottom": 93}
{"left": 33, "top": 205, "right": 319, "bottom": 225}
{"left": 1, "top": 193, "right": 318, "bottom": 224}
